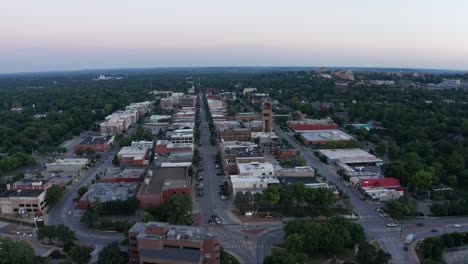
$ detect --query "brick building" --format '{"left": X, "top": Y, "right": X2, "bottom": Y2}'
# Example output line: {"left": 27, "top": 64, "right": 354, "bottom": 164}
{"left": 74, "top": 135, "right": 115, "bottom": 153}
{"left": 137, "top": 164, "right": 192, "bottom": 208}
{"left": 270, "top": 143, "right": 298, "bottom": 160}
{"left": 129, "top": 222, "right": 220, "bottom": 264}
{"left": 288, "top": 119, "right": 338, "bottom": 132}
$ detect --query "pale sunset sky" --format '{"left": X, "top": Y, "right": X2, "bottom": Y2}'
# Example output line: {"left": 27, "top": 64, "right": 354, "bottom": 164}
{"left": 1, "top": 0, "right": 467, "bottom": 73}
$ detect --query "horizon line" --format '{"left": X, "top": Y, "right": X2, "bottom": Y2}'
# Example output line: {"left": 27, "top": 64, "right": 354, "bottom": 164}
{"left": 1, "top": 65, "right": 467, "bottom": 77}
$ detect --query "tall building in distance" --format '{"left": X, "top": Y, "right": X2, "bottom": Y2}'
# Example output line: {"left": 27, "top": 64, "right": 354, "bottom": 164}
{"left": 262, "top": 101, "right": 273, "bottom": 132}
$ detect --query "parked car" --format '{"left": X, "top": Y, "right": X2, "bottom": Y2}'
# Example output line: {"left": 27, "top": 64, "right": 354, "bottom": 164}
{"left": 454, "top": 224, "right": 461, "bottom": 228}
{"left": 403, "top": 246, "right": 408, "bottom": 251}
{"left": 220, "top": 195, "right": 227, "bottom": 200}
{"left": 431, "top": 229, "right": 438, "bottom": 232}
{"left": 196, "top": 175, "right": 204, "bottom": 181}
{"left": 218, "top": 191, "right": 226, "bottom": 196}
{"left": 387, "top": 222, "right": 399, "bottom": 227}
{"left": 416, "top": 223, "right": 424, "bottom": 226}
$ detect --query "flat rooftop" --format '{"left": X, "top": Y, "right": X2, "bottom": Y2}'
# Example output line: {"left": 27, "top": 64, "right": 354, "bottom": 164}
{"left": 301, "top": 130, "right": 353, "bottom": 141}
{"left": 130, "top": 221, "right": 210, "bottom": 242}
{"left": 0, "top": 189, "right": 45, "bottom": 198}
{"left": 319, "top": 148, "right": 383, "bottom": 164}
{"left": 225, "top": 147, "right": 263, "bottom": 158}
{"left": 47, "top": 158, "right": 88, "bottom": 165}
{"left": 82, "top": 182, "right": 139, "bottom": 203}
{"left": 237, "top": 162, "right": 274, "bottom": 173}
{"left": 103, "top": 167, "right": 146, "bottom": 180}
{"left": 79, "top": 135, "right": 113, "bottom": 145}
{"left": 289, "top": 119, "right": 335, "bottom": 125}
{"left": 139, "top": 167, "right": 188, "bottom": 195}
{"left": 277, "top": 176, "right": 319, "bottom": 185}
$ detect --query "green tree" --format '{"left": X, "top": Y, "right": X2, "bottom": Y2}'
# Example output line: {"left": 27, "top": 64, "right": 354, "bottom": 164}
{"left": 68, "top": 245, "right": 93, "bottom": 264}
{"left": 37, "top": 225, "right": 56, "bottom": 244}
{"left": 261, "top": 186, "right": 281, "bottom": 208}
{"left": 142, "top": 211, "right": 154, "bottom": 222}
{"left": 286, "top": 233, "right": 304, "bottom": 254}
{"left": 164, "top": 194, "right": 193, "bottom": 225}
{"left": 0, "top": 237, "right": 35, "bottom": 264}
{"left": 97, "top": 243, "right": 128, "bottom": 264}
{"left": 386, "top": 196, "right": 416, "bottom": 218}
{"left": 77, "top": 186, "right": 89, "bottom": 197}
{"left": 55, "top": 224, "right": 76, "bottom": 249}
{"left": 46, "top": 184, "right": 65, "bottom": 207}
{"left": 411, "top": 169, "right": 434, "bottom": 193}
{"left": 357, "top": 241, "right": 391, "bottom": 264}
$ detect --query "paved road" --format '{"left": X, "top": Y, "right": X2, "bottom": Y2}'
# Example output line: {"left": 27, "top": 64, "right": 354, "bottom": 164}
{"left": 197, "top": 94, "right": 259, "bottom": 263}
{"left": 272, "top": 124, "right": 413, "bottom": 263}
{"left": 46, "top": 146, "right": 124, "bottom": 247}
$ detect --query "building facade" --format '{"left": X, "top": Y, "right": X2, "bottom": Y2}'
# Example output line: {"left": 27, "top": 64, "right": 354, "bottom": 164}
{"left": 128, "top": 222, "right": 220, "bottom": 264}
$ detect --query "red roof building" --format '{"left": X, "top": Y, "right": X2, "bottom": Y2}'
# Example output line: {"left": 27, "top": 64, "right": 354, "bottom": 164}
{"left": 359, "top": 177, "right": 401, "bottom": 189}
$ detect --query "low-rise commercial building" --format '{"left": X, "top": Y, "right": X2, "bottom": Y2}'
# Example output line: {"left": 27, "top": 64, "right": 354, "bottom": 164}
{"left": 7, "top": 180, "right": 52, "bottom": 191}
{"left": 137, "top": 165, "right": 191, "bottom": 208}
{"left": 180, "top": 95, "right": 197, "bottom": 108}
{"left": 117, "top": 146, "right": 150, "bottom": 167}
{"left": 155, "top": 140, "right": 194, "bottom": 155}
{"left": 128, "top": 221, "right": 220, "bottom": 264}
{"left": 46, "top": 158, "right": 88, "bottom": 172}
{"left": 171, "top": 133, "right": 194, "bottom": 144}
{"left": 78, "top": 182, "right": 140, "bottom": 209}
{"left": 317, "top": 149, "right": 383, "bottom": 165}
{"left": 230, "top": 162, "right": 278, "bottom": 193}
{"left": 270, "top": 143, "right": 297, "bottom": 160}
{"left": 101, "top": 167, "right": 146, "bottom": 183}
{"left": 288, "top": 119, "right": 338, "bottom": 132}
{"left": 0, "top": 189, "right": 47, "bottom": 215}
{"left": 74, "top": 135, "right": 115, "bottom": 153}
{"left": 300, "top": 130, "right": 353, "bottom": 145}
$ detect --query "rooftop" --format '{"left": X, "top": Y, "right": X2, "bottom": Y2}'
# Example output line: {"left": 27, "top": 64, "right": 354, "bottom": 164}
{"left": 130, "top": 221, "right": 211, "bottom": 242}
{"left": 237, "top": 162, "right": 274, "bottom": 173}
{"left": 225, "top": 147, "right": 263, "bottom": 158}
{"left": 103, "top": 167, "right": 146, "bottom": 180}
{"left": 301, "top": 130, "right": 353, "bottom": 142}
{"left": 277, "top": 176, "right": 319, "bottom": 185}
{"left": 0, "top": 189, "right": 45, "bottom": 198}
{"left": 288, "top": 119, "right": 335, "bottom": 125}
{"left": 319, "top": 149, "right": 383, "bottom": 164}
{"left": 79, "top": 135, "right": 113, "bottom": 145}
{"left": 47, "top": 158, "right": 88, "bottom": 165}
{"left": 82, "top": 182, "right": 139, "bottom": 203}
{"left": 139, "top": 167, "right": 188, "bottom": 195}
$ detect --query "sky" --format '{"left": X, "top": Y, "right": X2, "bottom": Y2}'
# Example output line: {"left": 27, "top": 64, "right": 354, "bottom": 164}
{"left": 1, "top": 0, "right": 468, "bottom": 73}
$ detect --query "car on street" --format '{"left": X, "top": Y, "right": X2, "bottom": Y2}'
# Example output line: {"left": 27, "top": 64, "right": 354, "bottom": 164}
{"left": 211, "top": 215, "right": 221, "bottom": 224}
{"left": 454, "top": 224, "right": 461, "bottom": 228}
{"left": 431, "top": 229, "right": 438, "bottom": 232}
{"left": 67, "top": 210, "right": 72, "bottom": 216}
{"left": 218, "top": 191, "right": 226, "bottom": 196}
{"left": 196, "top": 175, "right": 204, "bottom": 181}
{"left": 416, "top": 223, "right": 424, "bottom": 226}
{"left": 220, "top": 195, "right": 227, "bottom": 200}
{"left": 387, "top": 222, "right": 399, "bottom": 227}
{"left": 403, "top": 246, "right": 408, "bottom": 251}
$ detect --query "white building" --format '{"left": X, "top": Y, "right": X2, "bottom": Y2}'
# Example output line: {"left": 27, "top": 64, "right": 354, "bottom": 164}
{"left": 230, "top": 162, "right": 278, "bottom": 193}
{"left": 171, "top": 133, "right": 194, "bottom": 144}
{"left": 131, "top": 141, "right": 154, "bottom": 150}
{"left": 46, "top": 158, "right": 88, "bottom": 172}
